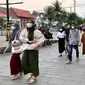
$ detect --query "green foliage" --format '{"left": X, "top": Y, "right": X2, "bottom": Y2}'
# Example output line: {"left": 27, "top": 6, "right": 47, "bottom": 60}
{"left": 43, "top": 0, "right": 85, "bottom": 28}
{"left": 0, "top": 18, "right": 6, "bottom": 28}
{"left": 52, "top": 0, "right": 62, "bottom": 12}
{"left": 44, "top": 6, "right": 54, "bottom": 23}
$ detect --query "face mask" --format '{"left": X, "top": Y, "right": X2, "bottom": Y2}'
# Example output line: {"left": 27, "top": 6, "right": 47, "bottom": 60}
{"left": 26, "top": 23, "right": 33, "bottom": 28}
{"left": 72, "top": 26, "right": 75, "bottom": 29}
{"left": 11, "top": 26, "right": 15, "bottom": 30}
{"left": 60, "top": 29, "right": 63, "bottom": 32}
{"left": 67, "top": 25, "right": 70, "bottom": 28}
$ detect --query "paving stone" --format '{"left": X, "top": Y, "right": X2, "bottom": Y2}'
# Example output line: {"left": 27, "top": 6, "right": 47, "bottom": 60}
{"left": 0, "top": 43, "right": 85, "bottom": 85}
{"left": 63, "top": 80, "right": 81, "bottom": 85}
{"left": 48, "top": 78, "right": 65, "bottom": 85}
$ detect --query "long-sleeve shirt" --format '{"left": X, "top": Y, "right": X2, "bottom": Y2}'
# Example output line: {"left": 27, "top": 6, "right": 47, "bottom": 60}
{"left": 20, "top": 29, "right": 45, "bottom": 46}
{"left": 69, "top": 29, "right": 80, "bottom": 45}
{"left": 57, "top": 31, "right": 66, "bottom": 38}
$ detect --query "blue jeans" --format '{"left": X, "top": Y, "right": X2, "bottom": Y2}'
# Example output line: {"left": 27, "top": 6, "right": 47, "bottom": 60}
{"left": 68, "top": 44, "right": 79, "bottom": 61}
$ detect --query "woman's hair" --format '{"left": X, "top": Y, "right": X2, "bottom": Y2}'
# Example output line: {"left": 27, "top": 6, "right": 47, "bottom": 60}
{"left": 9, "top": 23, "right": 20, "bottom": 42}
{"left": 13, "top": 23, "right": 20, "bottom": 30}
{"left": 26, "top": 19, "right": 35, "bottom": 41}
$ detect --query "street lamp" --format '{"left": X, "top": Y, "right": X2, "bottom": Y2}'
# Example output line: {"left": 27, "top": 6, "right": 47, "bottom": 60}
{"left": 73, "top": 0, "right": 76, "bottom": 13}
{"left": 6, "top": 0, "right": 9, "bottom": 25}
{"left": 6, "top": 0, "right": 23, "bottom": 26}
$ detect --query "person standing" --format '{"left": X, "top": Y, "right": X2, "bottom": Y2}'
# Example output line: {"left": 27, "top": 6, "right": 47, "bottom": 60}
{"left": 4, "top": 23, "right": 22, "bottom": 80}
{"left": 65, "top": 25, "right": 71, "bottom": 55}
{"left": 81, "top": 30, "right": 85, "bottom": 55}
{"left": 20, "top": 19, "right": 45, "bottom": 84}
{"left": 57, "top": 28, "right": 66, "bottom": 56}
{"left": 66, "top": 25, "right": 80, "bottom": 64}
{"left": 5, "top": 23, "right": 11, "bottom": 41}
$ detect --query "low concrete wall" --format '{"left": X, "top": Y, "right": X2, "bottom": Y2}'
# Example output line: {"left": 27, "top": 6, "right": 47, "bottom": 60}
{"left": 0, "top": 39, "right": 58, "bottom": 54}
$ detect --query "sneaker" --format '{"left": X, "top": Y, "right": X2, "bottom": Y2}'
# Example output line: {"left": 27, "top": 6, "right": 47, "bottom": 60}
{"left": 66, "top": 60, "right": 72, "bottom": 64}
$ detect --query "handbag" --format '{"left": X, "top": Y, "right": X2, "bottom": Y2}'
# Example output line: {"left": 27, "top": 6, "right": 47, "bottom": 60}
{"left": 12, "top": 43, "right": 36, "bottom": 54}
{"left": 12, "top": 43, "right": 27, "bottom": 54}
{"left": 12, "top": 31, "right": 25, "bottom": 54}
{"left": 11, "top": 32, "right": 36, "bottom": 54}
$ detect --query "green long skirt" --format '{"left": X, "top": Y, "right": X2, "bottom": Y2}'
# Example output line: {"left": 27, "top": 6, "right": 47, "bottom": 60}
{"left": 22, "top": 50, "right": 39, "bottom": 77}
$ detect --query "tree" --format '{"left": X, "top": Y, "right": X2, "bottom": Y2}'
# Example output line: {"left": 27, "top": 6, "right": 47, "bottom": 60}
{"left": 67, "top": 13, "right": 77, "bottom": 25}
{"left": 43, "top": 0, "right": 63, "bottom": 28}
{"left": 52, "top": 0, "right": 62, "bottom": 22}
{"left": 0, "top": 18, "right": 5, "bottom": 28}
{"left": 44, "top": 6, "right": 54, "bottom": 25}
{"left": 43, "top": 0, "right": 85, "bottom": 29}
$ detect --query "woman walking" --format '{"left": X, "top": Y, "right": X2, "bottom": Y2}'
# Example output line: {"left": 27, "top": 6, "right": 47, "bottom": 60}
{"left": 20, "top": 19, "right": 45, "bottom": 84}
{"left": 81, "top": 30, "right": 85, "bottom": 55}
{"left": 57, "top": 28, "right": 66, "bottom": 56}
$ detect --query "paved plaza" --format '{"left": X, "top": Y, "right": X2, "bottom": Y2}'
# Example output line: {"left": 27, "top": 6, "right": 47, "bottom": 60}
{"left": 0, "top": 43, "right": 85, "bottom": 85}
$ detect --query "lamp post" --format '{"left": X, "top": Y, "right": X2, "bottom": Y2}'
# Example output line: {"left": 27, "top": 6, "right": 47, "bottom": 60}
{"left": 73, "top": 0, "right": 76, "bottom": 13}
{"left": 6, "top": 0, "right": 23, "bottom": 26}
{"left": 6, "top": 0, "right": 9, "bottom": 25}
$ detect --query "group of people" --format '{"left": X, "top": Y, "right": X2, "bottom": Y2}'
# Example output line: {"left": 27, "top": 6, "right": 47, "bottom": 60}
{"left": 4, "top": 19, "right": 45, "bottom": 84}
{"left": 4, "top": 20, "right": 85, "bottom": 84}
{"left": 57, "top": 24, "right": 85, "bottom": 64}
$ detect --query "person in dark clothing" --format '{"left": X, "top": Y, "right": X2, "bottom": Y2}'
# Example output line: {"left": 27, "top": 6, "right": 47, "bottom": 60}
{"left": 65, "top": 25, "right": 71, "bottom": 54}
{"left": 57, "top": 28, "right": 66, "bottom": 56}
{"left": 44, "top": 29, "right": 53, "bottom": 39}
{"left": 44, "top": 29, "right": 53, "bottom": 45}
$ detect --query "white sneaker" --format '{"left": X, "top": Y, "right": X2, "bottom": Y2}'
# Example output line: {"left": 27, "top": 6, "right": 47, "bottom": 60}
{"left": 66, "top": 60, "right": 72, "bottom": 64}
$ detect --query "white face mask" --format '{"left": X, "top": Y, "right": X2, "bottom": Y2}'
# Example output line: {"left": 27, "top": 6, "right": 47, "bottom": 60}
{"left": 26, "top": 23, "right": 33, "bottom": 28}
{"left": 72, "top": 26, "right": 75, "bottom": 29}
{"left": 60, "top": 29, "right": 63, "bottom": 31}
{"left": 11, "top": 26, "right": 15, "bottom": 30}
{"left": 67, "top": 25, "right": 70, "bottom": 28}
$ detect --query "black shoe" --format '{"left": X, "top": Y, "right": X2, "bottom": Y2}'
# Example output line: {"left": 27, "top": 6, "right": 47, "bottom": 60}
{"left": 59, "top": 54, "right": 62, "bottom": 57}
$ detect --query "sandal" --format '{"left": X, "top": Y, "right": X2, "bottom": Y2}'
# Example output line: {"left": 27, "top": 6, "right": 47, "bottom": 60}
{"left": 11, "top": 75, "right": 16, "bottom": 80}
{"left": 27, "top": 73, "right": 33, "bottom": 80}
{"left": 12, "top": 73, "right": 21, "bottom": 80}
{"left": 27, "top": 76, "right": 36, "bottom": 84}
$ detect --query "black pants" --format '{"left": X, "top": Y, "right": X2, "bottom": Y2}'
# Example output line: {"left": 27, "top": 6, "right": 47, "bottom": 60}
{"left": 68, "top": 44, "right": 79, "bottom": 61}
{"left": 58, "top": 38, "right": 65, "bottom": 54}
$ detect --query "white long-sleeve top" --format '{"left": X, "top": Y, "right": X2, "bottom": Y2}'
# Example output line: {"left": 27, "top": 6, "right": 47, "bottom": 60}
{"left": 20, "top": 28, "right": 45, "bottom": 45}
{"left": 57, "top": 31, "right": 66, "bottom": 38}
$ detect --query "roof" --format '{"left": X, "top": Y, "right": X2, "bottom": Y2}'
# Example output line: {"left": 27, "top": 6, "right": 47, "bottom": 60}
{"left": 0, "top": 7, "right": 18, "bottom": 19}
{"left": 0, "top": 12, "right": 6, "bottom": 17}
{"left": 32, "top": 11, "right": 41, "bottom": 17}
{"left": 11, "top": 7, "right": 34, "bottom": 18}
{"left": 0, "top": 7, "right": 6, "bottom": 14}
{"left": 9, "top": 10, "right": 18, "bottom": 19}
